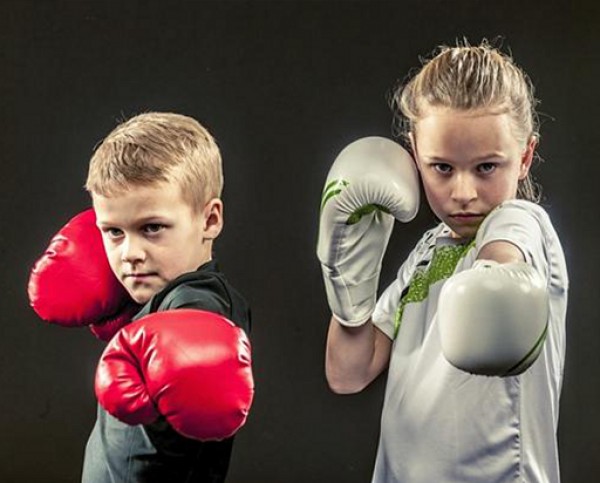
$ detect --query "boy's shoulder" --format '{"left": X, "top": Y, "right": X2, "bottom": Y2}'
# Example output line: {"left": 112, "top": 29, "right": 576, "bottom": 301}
{"left": 135, "top": 260, "right": 251, "bottom": 333}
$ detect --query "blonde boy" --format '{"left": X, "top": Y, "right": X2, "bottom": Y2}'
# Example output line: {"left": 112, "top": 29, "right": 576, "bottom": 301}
{"left": 30, "top": 112, "right": 253, "bottom": 483}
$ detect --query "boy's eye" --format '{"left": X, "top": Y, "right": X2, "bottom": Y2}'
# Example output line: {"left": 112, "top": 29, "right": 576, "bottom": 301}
{"left": 143, "top": 224, "right": 165, "bottom": 234}
{"left": 477, "top": 163, "right": 497, "bottom": 174}
{"left": 103, "top": 228, "right": 123, "bottom": 239}
{"left": 433, "top": 163, "right": 452, "bottom": 174}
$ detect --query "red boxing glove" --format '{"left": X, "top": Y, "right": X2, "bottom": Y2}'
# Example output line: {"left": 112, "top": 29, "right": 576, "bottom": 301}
{"left": 88, "top": 304, "right": 142, "bottom": 341}
{"left": 95, "top": 309, "right": 254, "bottom": 441}
{"left": 27, "top": 209, "right": 139, "bottom": 333}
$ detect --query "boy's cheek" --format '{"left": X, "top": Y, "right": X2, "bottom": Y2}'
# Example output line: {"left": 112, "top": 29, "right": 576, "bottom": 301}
{"left": 105, "top": 251, "right": 122, "bottom": 279}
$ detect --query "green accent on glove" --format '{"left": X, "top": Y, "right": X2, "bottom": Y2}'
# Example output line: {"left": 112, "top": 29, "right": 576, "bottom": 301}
{"left": 394, "top": 240, "right": 475, "bottom": 338}
{"left": 320, "top": 179, "right": 349, "bottom": 212}
{"left": 346, "top": 204, "right": 391, "bottom": 225}
{"left": 320, "top": 179, "right": 391, "bottom": 225}
{"left": 505, "top": 322, "right": 548, "bottom": 376}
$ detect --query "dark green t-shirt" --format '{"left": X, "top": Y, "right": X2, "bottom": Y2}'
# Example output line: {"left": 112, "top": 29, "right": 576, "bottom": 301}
{"left": 84, "top": 259, "right": 251, "bottom": 483}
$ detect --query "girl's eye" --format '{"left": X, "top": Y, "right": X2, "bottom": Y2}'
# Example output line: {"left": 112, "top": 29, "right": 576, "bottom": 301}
{"left": 433, "top": 163, "right": 452, "bottom": 174}
{"left": 477, "top": 163, "right": 497, "bottom": 174}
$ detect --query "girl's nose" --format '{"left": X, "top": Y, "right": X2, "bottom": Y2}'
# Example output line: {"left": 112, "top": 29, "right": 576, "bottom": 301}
{"left": 450, "top": 173, "right": 478, "bottom": 204}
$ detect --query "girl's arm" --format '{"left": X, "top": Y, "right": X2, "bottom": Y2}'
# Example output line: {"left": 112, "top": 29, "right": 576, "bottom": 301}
{"left": 477, "top": 240, "right": 525, "bottom": 263}
{"left": 325, "top": 316, "right": 392, "bottom": 394}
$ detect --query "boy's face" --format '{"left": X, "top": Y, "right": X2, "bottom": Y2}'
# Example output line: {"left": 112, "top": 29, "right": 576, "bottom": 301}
{"left": 411, "top": 108, "right": 535, "bottom": 239}
{"left": 93, "top": 182, "right": 221, "bottom": 304}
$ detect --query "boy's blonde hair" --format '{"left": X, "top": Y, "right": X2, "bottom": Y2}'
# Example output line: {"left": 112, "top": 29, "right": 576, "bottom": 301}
{"left": 86, "top": 112, "right": 223, "bottom": 211}
{"left": 393, "top": 40, "right": 541, "bottom": 201}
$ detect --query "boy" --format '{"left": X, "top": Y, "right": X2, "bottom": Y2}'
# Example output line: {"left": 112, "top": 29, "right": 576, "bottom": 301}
{"left": 28, "top": 112, "right": 254, "bottom": 482}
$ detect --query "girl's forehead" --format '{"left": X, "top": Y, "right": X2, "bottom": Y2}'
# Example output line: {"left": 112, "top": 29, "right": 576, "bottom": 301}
{"left": 416, "top": 110, "right": 512, "bottom": 134}
{"left": 413, "top": 112, "right": 524, "bottom": 159}
{"left": 416, "top": 104, "right": 509, "bottom": 120}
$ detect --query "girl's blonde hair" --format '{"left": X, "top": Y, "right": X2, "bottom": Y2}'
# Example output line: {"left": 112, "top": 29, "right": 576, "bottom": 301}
{"left": 86, "top": 112, "right": 223, "bottom": 211}
{"left": 393, "top": 40, "right": 541, "bottom": 202}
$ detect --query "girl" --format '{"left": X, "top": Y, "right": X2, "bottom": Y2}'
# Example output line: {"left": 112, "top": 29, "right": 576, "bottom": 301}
{"left": 318, "top": 41, "right": 568, "bottom": 482}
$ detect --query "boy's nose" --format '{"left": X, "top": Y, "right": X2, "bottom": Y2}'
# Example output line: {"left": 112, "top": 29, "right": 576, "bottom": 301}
{"left": 121, "top": 236, "right": 146, "bottom": 264}
{"left": 450, "top": 173, "right": 478, "bottom": 204}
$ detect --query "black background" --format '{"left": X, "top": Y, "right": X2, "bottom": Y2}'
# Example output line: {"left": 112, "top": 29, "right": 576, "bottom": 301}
{"left": 2, "top": 1, "right": 598, "bottom": 482}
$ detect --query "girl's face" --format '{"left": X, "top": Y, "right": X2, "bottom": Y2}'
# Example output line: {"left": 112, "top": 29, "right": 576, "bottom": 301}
{"left": 411, "top": 107, "right": 535, "bottom": 239}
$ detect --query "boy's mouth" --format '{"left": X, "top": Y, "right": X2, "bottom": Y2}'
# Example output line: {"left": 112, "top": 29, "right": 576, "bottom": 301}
{"left": 124, "top": 272, "right": 157, "bottom": 280}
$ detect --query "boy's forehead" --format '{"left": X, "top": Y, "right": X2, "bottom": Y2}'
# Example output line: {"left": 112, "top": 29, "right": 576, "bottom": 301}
{"left": 92, "top": 182, "right": 192, "bottom": 222}
{"left": 93, "top": 180, "right": 181, "bottom": 201}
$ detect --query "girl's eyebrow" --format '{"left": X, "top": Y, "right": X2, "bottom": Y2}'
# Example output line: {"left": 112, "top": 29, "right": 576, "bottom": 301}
{"left": 423, "top": 152, "right": 507, "bottom": 163}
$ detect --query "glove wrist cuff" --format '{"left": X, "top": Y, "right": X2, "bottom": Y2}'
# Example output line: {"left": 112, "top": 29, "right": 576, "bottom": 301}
{"left": 321, "top": 265, "right": 376, "bottom": 327}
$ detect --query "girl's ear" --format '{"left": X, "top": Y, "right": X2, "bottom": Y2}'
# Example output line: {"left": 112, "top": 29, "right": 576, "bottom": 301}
{"left": 202, "top": 198, "right": 223, "bottom": 240}
{"left": 408, "top": 131, "right": 417, "bottom": 157}
{"left": 408, "top": 131, "right": 421, "bottom": 171}
{"left": 519, "top": 136, "right": 538, "bottom": 180}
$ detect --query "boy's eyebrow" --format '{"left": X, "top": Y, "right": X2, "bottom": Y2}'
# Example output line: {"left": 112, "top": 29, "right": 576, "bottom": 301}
{"left": 96, "top": 214, "right": 170, "bottom": 227}
{"left": 133, "top": 214, "right": 170, "bottom": 223}
{"left": 95, "top": 218, "right": 111, "bottom": 227}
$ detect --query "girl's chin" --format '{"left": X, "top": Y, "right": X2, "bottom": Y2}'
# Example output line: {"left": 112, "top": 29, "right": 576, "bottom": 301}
{"left": 447, "top": 223, "right": 480, "bottom": 240}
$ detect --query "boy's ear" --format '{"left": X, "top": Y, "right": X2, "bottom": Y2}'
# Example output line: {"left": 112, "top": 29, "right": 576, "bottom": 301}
{"left": 202, "top": 198, "right": 223, "bottom": 240}
{"left": 519, "top": 136, "right": 538, "bottom": 180}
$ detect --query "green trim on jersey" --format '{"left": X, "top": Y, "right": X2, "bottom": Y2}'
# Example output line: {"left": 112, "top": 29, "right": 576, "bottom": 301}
{"left": 394, "top": 239, "right": 475, "bottom": 338}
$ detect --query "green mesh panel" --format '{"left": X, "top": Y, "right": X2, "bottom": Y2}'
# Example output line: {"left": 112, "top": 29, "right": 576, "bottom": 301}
{"left": 394, "top": 239, "right": 475, "bottom": 338}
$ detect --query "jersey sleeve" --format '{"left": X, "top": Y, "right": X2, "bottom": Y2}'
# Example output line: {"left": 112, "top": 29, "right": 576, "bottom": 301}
{"left": 372, "top": 279, "right": 403, "bottom": 339}
{"left": 475, "top": 200, "right": 549, "bottom": 280}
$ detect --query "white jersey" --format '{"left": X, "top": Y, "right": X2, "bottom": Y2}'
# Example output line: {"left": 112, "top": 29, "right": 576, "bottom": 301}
{"left": 371, "top": 200, "right": 568, "bottom": 483}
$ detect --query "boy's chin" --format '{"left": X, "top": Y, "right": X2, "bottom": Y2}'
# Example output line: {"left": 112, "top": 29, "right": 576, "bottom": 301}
{"left": 126, "top": 286, "right": 162, "bottom": 305}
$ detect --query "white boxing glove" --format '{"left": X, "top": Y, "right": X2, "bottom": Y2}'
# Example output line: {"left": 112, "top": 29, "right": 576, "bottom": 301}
{"left": 317, "top": 137, "right": 420, "bottom": 326}
{"left": 438, "top": 260, "right": 549, "bottom": 377}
